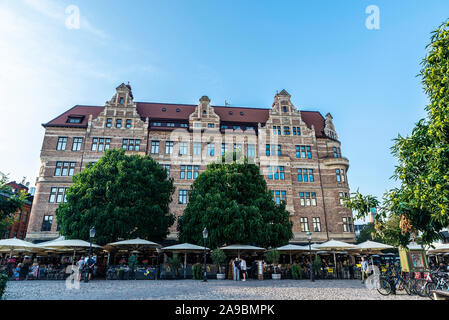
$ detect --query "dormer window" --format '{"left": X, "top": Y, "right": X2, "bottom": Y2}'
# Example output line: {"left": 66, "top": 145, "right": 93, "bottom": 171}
{"left": 106, "top": 118, "right": 112, "bottom": 128}
{"left": 66, "top": 116, "right": 84, "bottom": 124}
{"left": 162, "top": 108, "right": 167, "bottom": 112}
{"left": 240, "top": 112, "right": 244, "bottom": 116}
{"left": 119, "top": 97, "right": 124, "bottom": 104}
{"left": 282, "top": 106, "right": 287, "bottom": 112}
{"left": 176, "top": 108, "right": 181, "bottom": 112}
{"left": 116, "top": 119, "right": 122, "bottom": 128}
{"left": 203, "top": 110, "right": 207, "bottom": 115}
{"left": 126, "top": 119, "right": 132, "bottom": 128}
{"left": 229, "top": 111, "right": 233, "bottom": 115}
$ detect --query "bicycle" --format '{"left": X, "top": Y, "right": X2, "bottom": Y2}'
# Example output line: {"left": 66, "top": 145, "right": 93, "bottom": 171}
{"left": 377, "top": 268, "right": 411, "bottom": 296}
{"left": 422, "top": 272, "right": 449, "bottom": 299}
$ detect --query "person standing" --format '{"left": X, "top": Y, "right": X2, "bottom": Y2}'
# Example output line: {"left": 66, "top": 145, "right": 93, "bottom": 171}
{"left": 233, "top": 258, "right": 240, "bottom": 281}
{"left": 77, "top": 256, "right": 85, "bottom": 281}
{"left": 240, "top": 258, "right": 247, "bottom": 282}
{"left": 361, "top": 256, "right": 369, "bottom": 284}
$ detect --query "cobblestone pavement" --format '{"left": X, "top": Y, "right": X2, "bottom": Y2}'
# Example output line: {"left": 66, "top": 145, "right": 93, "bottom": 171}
{"left": 4, "top": 279, "right": 427, "bottom": 300}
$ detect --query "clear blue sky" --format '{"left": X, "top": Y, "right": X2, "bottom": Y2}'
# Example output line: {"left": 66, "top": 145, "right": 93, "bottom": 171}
{"left": 1, "top": 0, "right": 448, "bottom": 202}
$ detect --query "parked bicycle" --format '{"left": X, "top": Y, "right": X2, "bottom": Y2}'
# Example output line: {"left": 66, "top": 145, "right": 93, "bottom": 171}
{"left": 377, "top": 266, "right": 411, "bottom": 296}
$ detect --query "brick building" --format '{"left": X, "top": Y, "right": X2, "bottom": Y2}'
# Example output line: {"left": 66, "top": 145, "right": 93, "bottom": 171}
{"left": 2, "top": 182, "right": 33, "bottom": 240}
{"left": 26, "top": 84, "right": 355, "bottom": 243}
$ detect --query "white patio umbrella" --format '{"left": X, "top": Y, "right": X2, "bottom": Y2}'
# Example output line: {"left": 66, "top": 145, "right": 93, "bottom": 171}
{"left": 36, "top": 239, "right": 102, "bottom": 270}
{"left": 220, "top": 244, "right": 265, "bottom": 259}
{"left": 427, "top": 243, "right": 449, "bottom": 254}
{"left": 276, "top": 244, "right": 317, "bottom": 264}
{"left": 349, "top": 240, "right": 394, "bottom": 268}
{"left": 314, "top": 240, "right": 357, "bottom": 276}
{"left": 106, "top": 238, "right": 161, "bottom": 250}
{"left": 162, "top": 243, "right": 210, "bottom": 279}
{"left": 0, "top": 238, "right": 43, "bottom": 257}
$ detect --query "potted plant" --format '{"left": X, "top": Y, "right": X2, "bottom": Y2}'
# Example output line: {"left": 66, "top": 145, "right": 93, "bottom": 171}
{"left": 313, "top": 255, "right": 322, "bottom": 279}
{"left": 211, "top": 248, "right": 227, "bottom": 280}
{"left": 290, "top": 264, "right": 303, "bottom": 280}
{"left": 192, "top": 263, "right": 202, "bottom": 280}
{"left": 265, "top": 249, "right": 281, "bottom": 280}
{"left": 167, "top": 253, "right": 182, "bottom": 279}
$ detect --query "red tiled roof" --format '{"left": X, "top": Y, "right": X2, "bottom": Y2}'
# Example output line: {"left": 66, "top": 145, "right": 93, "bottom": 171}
{"left": 44, "top": 103, "right": 326, "bottom": 137}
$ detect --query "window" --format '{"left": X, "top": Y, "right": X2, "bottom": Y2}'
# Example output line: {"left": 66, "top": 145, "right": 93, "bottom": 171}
{"left": 312, "top": 217, "right": 321, "bottom": 232}
{"left": 193, "top": 142, "right": 202, "bottom": 156}
{"left": 282, "top": 106, "right": 287, "bottom": 112}
{"left": 165, "top": 141, "right": 174, "bottom": 154}
{"left": 122, "top": 139, "right": 141, "bottom": 151}
{"left": 336, "top": 169, "right": 346, "bottom": 182}
{"left": 167, "top": 123, "right": 175, "bottom": 127}
{"left": 151, "top": 122, "right": 162, "bottom": 127}
{"left": 22, "top": 211, "right": 28, "bottom": 223}
{"left": 296, "top": 145, "right": 312, "bottom": 159}
{"left": 247, "top": 144, "right": 256, "bottom": 158}
{"left": 343, "top": 217, "right": 354, "bottom": 232}
{"left": 116, "top": 119, "right": 122, "bottom": 128}
{"left": 55, "top": 162, "right": 75, "bottom": 176}
{"left": 162, "top": 164, "right": 170, "bottom": 177}
{"left": 92, "top": 138, "right": 110, "bottom": 151}
{"left": 272, "top": 190, "right": 286, "bottom": 204}
{"left": 179, "top": 142, "right": 188, "bottom": 155}
{"left": 106, "top": 118, "right": 112, "bottom": 128}
{"left": 268, "top": 166, "right": 285, "bottom": 180}
{"left": 300, "top": 217, "right": 309, "bottom": 232}
{"left": 233, "top": 125, "right": 241, "bottom": 130}
{"left": 178, "top": 190, "right": 188, "bottom": 204}
{"left": 49, "top": 187, "right": 68, "bottom": 203}
{"left": 180, "top": 123, "right": 188, "bottom": 128}
{"left": 208, "top": 123, "right": 215, "bottom": 128}
{"left": 41, "top": 215, "right": 53, "bottom": 232}
{"left": 277, "top": 145, "right": 282, "bottom": 156}
{"left": 72, "top": 137, "right": 83, "bottom": 151}
{"left": 293, "top": 127, "right": 301, "bottom": 136}
{"left": 284, "top": 126, "right": 290, "bottom": 135}
{"left": 298, "top": 169, "right": 314, "bottom": 182}
{"left": 56, "top": 137, "right": 67, "bottom": 150}
{"left": 221, "top": 125, "right": 228, "bottom": 129}
{"left": 339, "top": 192, "right": 349, "bottom": 205}
{"left": 272, "top": 126, "right": 281, "bottom": 135}
{"left": 67, "top": 116, "right": 83, "bottom": 124}
{"left": 333, "top": 147, "right": 342, "bottom": 158}
{"left": 194, "top": 123, "right": 202, "bottom": 128}
{"left": 299, "top": 192, "right": 317, "bottom": 206}
{"left": 151, "top": 141, "right": 160, "bottom": 154}
{"left": 207, "top": 143, "right": 215, "bottom": 156}
{"left": 119, "top": 97, "right": 124, "bottom": 104}
{"left": 126, "top": 119, "right": 132, "bottom": 128}
{"left": 180, "top": 165, "right": 199, "bottom": 179}
{"left": 266, "top": 144, "right": 271, "bottom": 156}
{"left": 221, "top": 143, "right": 228, "bottom": 156}
{"left": 233, "top": 143, "right": 242, "bottom": 153}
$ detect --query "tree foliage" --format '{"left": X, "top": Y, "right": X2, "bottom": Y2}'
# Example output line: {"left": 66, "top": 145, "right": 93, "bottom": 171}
{"left": 0, "top": 172, "right": 27, "bottom": 235}
{"left": 383, "top": 20, "right": 449, "bottom": 245}
{"left": 55, "top": 149, "right": 175, "bottom": 245}
{"left": 343, "top": 190, "right": 380, "bottom": 220}
{"left": 179, "top": 159, "right": 293, "bottom": 249}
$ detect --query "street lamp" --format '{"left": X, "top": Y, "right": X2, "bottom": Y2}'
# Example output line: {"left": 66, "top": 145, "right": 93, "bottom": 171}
{"left": 156, "top": 248, "right": 162, "bottom": 280}
{"left": 307, "top": 231, "right": 314, "bottom": 282}
{"left": 84, "top": 226, "right": 95, "bottom": 283}
{"left": 202, "top": 227, "right": 208, "bottom": 282}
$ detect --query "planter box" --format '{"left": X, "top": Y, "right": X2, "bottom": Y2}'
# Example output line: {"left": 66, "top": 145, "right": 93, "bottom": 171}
{"left": 217, "top": 273, "right": 226, "bottom": 280}
{"left": 272, "top": 274, "right": 281, "bottom": 280}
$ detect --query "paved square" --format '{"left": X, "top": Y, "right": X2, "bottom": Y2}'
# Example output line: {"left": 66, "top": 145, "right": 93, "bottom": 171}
{"left": 3, "top": 280, "right": 427, "bottom": 300}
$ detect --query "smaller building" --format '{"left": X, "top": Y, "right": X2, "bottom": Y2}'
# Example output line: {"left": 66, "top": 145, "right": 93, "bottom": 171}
{"left": 1, "top": 181, "right": 33, "bottom": 240}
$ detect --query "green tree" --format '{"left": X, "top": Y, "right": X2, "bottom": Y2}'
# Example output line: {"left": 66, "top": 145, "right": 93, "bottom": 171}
{"left": 343, "top": 190, "right": 380, "bottom": 220}
{"left": 384, "top": 20, "right": 449, "bottom": 245}
{"left": 210, "top": 248, "right": 227, "bottom": 274}
{"left": 179, "top": 159, "right": 293, "bottom": 248}
{"left": 0, "top": 172, "right": 27, "bottom": 236}
{"left": 56, "top": 149, "right": 175, "bottom": 245}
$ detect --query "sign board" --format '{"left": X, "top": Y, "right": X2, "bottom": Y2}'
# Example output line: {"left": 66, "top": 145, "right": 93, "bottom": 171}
{"left": 399, "top": 247, "right": 429, "bottom": 273}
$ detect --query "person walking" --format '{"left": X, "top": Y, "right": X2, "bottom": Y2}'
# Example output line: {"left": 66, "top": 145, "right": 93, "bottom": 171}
{"left": 77, "top": 256, "right": 85, "bottom": 281}
{"left": 240, "top": 258, "right": 247, "bottom": 281}
{"left": 361, "top": 256, "right": 369, "bottom": 284}
{"left": 233, "top": 258, "right": 240, "bottom": 281}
